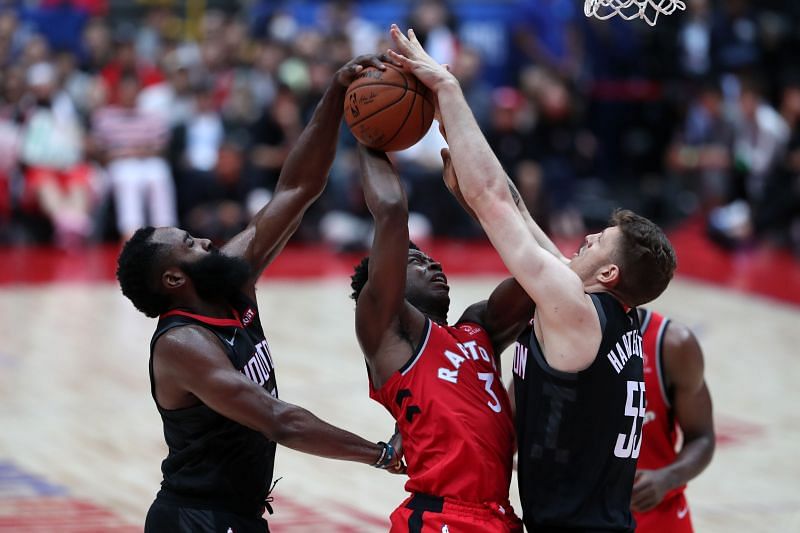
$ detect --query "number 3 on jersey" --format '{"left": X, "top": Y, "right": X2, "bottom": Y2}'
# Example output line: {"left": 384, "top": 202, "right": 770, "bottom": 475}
{"left": 477, "top": 372, "right": 502, "bottom": 413}
{"left": 614, "top": 380, "right": 645, "bottom": 459}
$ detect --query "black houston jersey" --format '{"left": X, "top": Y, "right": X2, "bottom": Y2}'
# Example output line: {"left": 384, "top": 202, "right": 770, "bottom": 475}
{"left": 512, "top": 292, "right": 644, "bottom": 532}
{"left": 149, "top": 293, "right": 278, "bottom": 516}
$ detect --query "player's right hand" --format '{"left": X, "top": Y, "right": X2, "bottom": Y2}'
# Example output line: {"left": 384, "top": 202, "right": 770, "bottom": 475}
{"left": 335, "top": 54, "right": 398, "bottom": 88}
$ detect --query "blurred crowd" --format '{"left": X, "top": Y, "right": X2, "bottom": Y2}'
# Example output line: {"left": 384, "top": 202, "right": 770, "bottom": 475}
{"left": 0, "top": 0, "right": 799, "bottom": 256}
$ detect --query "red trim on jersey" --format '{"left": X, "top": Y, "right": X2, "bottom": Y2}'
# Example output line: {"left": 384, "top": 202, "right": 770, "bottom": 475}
{"left": 639, "top": 309, "right": 685, "bottom": 503}
{"left": 160, "top": 309, "right": 242, "bottom": 328}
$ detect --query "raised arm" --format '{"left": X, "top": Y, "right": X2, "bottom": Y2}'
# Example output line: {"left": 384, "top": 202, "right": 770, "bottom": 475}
{"left": 222, "top": 55, "right": 388, "bottom": 294}
{"left": 632, "top": 322, "right": 715, "bottom": 512}
{"left": 390, "top": 29, "right": 596, "bottom": 370}
{"left": 154, "top": 327, "right": 403, "bottom": 470}
{"left": 354, "top": 146, "right": 424, "bottom": 379}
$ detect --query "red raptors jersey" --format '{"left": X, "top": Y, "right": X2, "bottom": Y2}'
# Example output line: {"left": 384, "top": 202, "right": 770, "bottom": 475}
{"left": 370, "top": 319, "right": 515, "bottom": 504}
{"left": 639, "top": 309, "right": 685, "bottom": 501}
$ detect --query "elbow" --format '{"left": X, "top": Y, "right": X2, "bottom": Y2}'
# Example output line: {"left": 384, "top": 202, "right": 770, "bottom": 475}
{"left": 264, "top": 404, "right": 306, "bottom": 445}
{"left": 461, "top": 176, "right": 506, "bottom": 210}
{"left": 372, "top": 196, "right": 408, "bottom": 224}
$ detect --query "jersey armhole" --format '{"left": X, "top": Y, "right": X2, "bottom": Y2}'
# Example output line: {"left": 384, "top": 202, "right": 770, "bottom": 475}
{"left": 589, "top": 294, "right": 608, "bottom": 333}
{"left": 656, "top": 318, "right": 672, "bottom": 408}
{"left": 528, "top": 328, "right": 580, "bottom": 381}
{"left": 398, "top": 318, "right": 432, "bottom": 375}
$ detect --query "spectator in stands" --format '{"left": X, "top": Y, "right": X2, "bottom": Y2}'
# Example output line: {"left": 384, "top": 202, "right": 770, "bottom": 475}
{"left": 667, "top": 81, "right": 735, "bottom": 210}
{"left": 169, "top": 78, "right": 226, "bottom": 221}
{"left": 180, "top": 138, "right": 250, "bottom": 244}
{"left": 80, "top": 17, "right": 112, "bottom": 74}
{"left": 406, "top": 0, "right": 459, "bottom": 66}
{"left": 752, "top": 78, "right": 800, "bottom": 251}
{"left": 525, "top": 70, "right": 591, "bottom": 237}
{"left": 512, "top": 0, "right": 583, "bottom": 82}
{"left": 318, "top": 0, "right": 380, "bottom": 58}
{"left": 99, "top": 28, "right": 164, "bottom": 105}
{"left": 712, "top": 0, "right": 761, "bottom": 74}
{"left": 248, "top": 84, "right": 301, "bottom": 196}
{"left": 708, "top": 78, "right": 790, "bottom": 246}
{"left": 92, "top": 73, "right": 175, "bottom": 241}
{"left": 677, "top": 0, "right": 714, "bottom": 79}
{"left": 451, "top": 46, "right": 493, "bottom": 129}
{"left": 18, "top": 61, "right": 93, "bottom": 248}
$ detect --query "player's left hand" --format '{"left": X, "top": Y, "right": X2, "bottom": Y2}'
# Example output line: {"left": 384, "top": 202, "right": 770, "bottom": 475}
{"left": 631, "top": 469, "right": 671, "bottom": 512}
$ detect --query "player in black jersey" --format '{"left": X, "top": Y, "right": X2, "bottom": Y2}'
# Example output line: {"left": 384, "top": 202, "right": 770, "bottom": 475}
{"left": 388, "top": 26, "right": 677, "bottom": 531}
{"left": 116, "top": 55, "right": 403, "bottom": 533}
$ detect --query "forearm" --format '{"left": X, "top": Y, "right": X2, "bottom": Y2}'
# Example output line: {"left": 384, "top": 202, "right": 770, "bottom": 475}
{"left": 658, "top": 434, "right": 715, "bottom": 490}
{"left": 435, "top": 82, "right": 510, "bottom": 206}
{"left": 275, "top": 405, "right": 382, "bottom": 465}
{"left": 358, "top": 146, "right": 407, "bottom": 215}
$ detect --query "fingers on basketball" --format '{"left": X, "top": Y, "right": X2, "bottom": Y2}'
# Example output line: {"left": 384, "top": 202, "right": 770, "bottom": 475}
{"left": 343, "top": 64, "right": 435, "bottom": 152}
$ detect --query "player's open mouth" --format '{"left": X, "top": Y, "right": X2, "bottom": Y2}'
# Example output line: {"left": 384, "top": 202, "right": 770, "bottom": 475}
{"left": 431, "top": 273, "right": 448, "bottom": 287}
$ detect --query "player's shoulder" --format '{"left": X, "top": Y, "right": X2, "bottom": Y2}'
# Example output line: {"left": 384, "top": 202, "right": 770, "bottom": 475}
{"left": 449, "top": 320, "right": 487, "bottom": 338}
{"left": 155, "top": 324, "right": 225, "bottom": 363}
{"left": 661, "top": 319, "right": 705, "bottom": 386}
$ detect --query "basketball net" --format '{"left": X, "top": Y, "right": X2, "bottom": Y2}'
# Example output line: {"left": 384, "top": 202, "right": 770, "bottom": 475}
{"left": 584, "top": 0, "right": 686, "bottom": 26}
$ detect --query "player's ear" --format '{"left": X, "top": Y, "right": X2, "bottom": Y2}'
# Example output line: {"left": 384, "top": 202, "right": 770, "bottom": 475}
{"left": 597, "top": 263, "right": 620, "bottom": 287}
{"left": 162, "top": 268, "right": 187, "bottom": 290}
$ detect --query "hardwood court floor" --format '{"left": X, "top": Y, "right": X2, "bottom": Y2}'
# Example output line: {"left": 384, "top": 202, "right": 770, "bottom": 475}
{"left": 1, "top": 275, "right": 799, "bottom": 532}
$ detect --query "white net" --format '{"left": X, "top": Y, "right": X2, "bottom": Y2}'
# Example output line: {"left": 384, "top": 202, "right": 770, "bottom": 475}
{"left": 584, "top": 0, "right": 686, "bottom": 26}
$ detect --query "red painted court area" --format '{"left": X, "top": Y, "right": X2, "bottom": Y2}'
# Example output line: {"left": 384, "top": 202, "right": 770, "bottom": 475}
{"left": 1, "top": 222, "right": 798, "bottom": 305}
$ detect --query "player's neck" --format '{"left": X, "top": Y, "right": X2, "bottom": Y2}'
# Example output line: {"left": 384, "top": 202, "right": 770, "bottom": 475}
{"left": 169, "top": 295, "right": 235, "bottom": 320}
{"left": 423, "top": 311, "right": 448, "bottom": 326}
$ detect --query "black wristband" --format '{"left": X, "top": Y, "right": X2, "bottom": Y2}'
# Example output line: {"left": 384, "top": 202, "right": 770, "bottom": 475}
{"left": 373, "top": 441, "right": 395, "bottom": 469}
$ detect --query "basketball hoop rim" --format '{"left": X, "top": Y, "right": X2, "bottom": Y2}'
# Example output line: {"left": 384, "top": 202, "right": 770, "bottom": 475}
{"left": 583, "top": 0, "right": 687, "bottom": 26}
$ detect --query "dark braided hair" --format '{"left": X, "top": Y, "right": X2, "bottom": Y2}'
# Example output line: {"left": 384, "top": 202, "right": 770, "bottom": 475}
{"left": 350, "top": 241, "right": 420, "bottom": 301}
{"left": 116, "top": 227, "right": 170, "bottom": 318}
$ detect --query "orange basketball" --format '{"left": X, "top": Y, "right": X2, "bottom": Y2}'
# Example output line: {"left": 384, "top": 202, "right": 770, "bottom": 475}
{"left": 344, "top": 64, "right": 435, "bottom": 152}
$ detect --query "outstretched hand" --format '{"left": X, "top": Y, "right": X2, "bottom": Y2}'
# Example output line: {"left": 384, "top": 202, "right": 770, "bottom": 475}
{"left": 335, "top": 53, "right": 399, "bottom": 88}
{"left": 387, "top": 24, "right": 458, "bottom": 92}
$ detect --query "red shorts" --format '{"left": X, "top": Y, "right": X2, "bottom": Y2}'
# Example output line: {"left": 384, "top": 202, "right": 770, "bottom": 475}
{"left": 634, "top": 492, "right": 693, "bottom": 533}
{"left": 389, "top": 493, "right": 522, "bottom": 533}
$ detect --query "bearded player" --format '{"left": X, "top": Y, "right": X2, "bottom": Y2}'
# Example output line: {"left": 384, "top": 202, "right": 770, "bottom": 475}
{"left": 116, "top": 55, "right": 404, "bottom": 533}
{"left": 632, "top": 309, "right": 715, "bottom": 532}
{"left": 350, "top": 144, "right": 529, "bottom": 532}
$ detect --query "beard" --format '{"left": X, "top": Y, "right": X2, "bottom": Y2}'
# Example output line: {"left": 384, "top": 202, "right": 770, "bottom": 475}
{"left": 181, "top": 249, "right": 252, "bottom": 304}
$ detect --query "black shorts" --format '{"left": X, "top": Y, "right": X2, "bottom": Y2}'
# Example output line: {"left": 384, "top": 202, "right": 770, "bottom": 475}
{"left": 144, "top": 497, "right": 269, "bottom": 533}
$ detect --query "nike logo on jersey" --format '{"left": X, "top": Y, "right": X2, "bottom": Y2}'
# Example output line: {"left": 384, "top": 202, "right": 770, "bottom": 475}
{"left": 677, "top": 505, "right": 689, "bottom": 519}
{"left": 441, "top": 525, "right": 449, "bottom": 533}
{"left": 643, "top": 410, "right": 656, "bottom": 425}
{"left": 224, "top": 331, "right": 236, "bottom": 346}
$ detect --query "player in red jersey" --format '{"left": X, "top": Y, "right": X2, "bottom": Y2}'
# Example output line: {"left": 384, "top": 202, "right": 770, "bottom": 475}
{"left": 632, "top": 309, "right": 715, "bottom": 532}
{"left": 349, "top": 145, "right": 529, "bottom": 533}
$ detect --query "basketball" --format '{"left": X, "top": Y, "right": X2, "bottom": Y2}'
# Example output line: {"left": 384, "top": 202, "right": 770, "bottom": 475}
{"left": 344, "top": 64, "right": 435, "bottom": 152}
